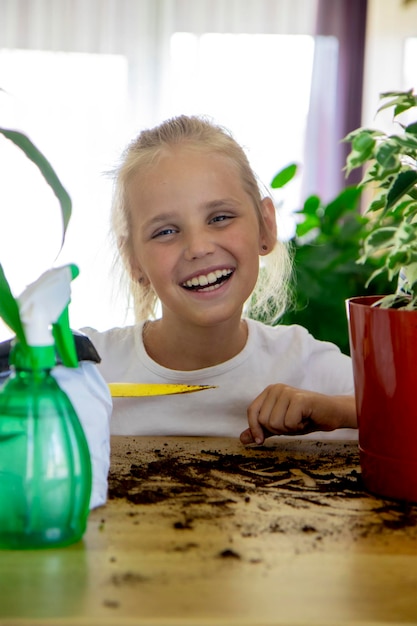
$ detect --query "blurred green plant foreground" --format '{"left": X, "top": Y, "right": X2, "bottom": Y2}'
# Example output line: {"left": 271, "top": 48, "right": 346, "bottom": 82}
{"left": 248, "top": 165, "right": 394, "bottom": 355}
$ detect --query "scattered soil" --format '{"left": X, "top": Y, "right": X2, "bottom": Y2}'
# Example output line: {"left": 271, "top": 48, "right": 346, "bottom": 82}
{"left": 107, "top": 439, "right": 417, "bottom": 546}
{"left": 109, "top": 447, "right": 362, "bottom": 503}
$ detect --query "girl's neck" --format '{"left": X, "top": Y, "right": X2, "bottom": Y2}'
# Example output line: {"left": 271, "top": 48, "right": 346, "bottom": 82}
{"left": 142, "top": 317, "right": 248, "bottom": 371}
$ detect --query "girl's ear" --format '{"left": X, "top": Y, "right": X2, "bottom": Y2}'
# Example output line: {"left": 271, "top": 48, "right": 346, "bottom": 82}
{"left": 259, "top": 196, "right": 278, "bottom": 255}
{"left": 130, "top": 259, "right": 150, "bottom": 286}
{"left": 119, "top": 236, "right": 150, "bottom": 285}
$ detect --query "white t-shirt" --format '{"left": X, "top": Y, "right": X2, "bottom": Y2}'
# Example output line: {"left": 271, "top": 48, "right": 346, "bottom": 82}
{"left": 82, "top": 318, "right": 356, "bottom": 440}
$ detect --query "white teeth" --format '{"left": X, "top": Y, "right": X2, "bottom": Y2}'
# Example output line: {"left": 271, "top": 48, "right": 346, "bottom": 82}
{"left": 183, "top": 269, "right": 232, "bottom": 289}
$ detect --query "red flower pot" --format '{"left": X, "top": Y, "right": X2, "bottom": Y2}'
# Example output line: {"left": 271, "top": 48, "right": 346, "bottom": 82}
{"left": 347, "top": 295, "right": 417, "bottom": 502}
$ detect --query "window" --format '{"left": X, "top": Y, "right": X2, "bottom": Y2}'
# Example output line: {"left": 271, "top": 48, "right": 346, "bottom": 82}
{"left": 0, "top": 49, "right": 131, "bottom": 340}
{"left": 0, "top": 33, "right": 319, "bottom": 340}
{"left": 404, "top": 38, "right": 417, "bottom": 93}
{"left": 164, "top": 33, "right": 315, "bottom": 234}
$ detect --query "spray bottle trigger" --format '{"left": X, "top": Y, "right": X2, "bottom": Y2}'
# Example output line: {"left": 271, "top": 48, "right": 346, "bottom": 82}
{"left": 52, "top": 308, "right": 78, "bottom": 369}
{"left": 69, "top": 264, "right": 80, "bottom": 281}
{"left": 52, "top": 263, "right": 79, "bottom": 368}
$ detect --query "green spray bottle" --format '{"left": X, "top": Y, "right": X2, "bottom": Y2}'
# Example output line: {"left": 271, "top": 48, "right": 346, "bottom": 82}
{"left": 0, "top": 264, "right": 92, "bottom": 549}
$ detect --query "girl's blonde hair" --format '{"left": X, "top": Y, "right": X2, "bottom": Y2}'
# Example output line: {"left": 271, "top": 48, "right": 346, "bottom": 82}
{"left": 111, "top": 114, "right": 292, "bottom": 324}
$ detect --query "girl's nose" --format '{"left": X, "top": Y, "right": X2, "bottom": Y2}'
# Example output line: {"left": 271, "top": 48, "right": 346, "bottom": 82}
{"left": 183, "top": 229, "right": 215, "bottom": 261}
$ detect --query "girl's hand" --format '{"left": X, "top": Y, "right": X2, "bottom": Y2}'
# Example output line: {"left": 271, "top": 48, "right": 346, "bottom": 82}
{"left": 240, "top": 384, "right": 357, "bottom": 445}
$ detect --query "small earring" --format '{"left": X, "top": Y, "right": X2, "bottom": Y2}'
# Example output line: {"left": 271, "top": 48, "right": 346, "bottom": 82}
{"left": 261, "top": 244, "right": 268, "bottom": 251}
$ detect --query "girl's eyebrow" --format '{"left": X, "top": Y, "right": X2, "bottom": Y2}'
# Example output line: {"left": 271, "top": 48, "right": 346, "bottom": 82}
{"left": 143, "top": 212, "right": 177, "bottom": 230}
{"left": 205, "top": 198, "right": 238, "bottom": 210}
{"left": 143, "top": 198, "right": 239, "bottom": 229}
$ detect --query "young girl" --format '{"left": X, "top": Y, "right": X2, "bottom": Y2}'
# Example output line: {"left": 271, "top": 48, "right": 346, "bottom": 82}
{"left": 82, "top": 115, "right": 357, "bottom": 444}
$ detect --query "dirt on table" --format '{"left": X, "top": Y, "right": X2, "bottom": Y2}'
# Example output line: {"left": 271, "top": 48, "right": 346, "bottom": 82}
{"left": 106, "top": 437, "right": 417, "bottom": 549}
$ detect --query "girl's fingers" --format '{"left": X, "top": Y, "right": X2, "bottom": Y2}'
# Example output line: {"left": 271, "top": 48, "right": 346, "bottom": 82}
{"left": 247, "top": 385, "right": 289, "bottom": 441}
{"left": 239, "top": 427, "right": 255, "bottom": 445}
{"left": 243, "top": 387, "right": 356, "bottom": 447}
{"left": 246, "top": 385, "right": 314, "bottom": 443}
{"left": 240, "top": 425, "right": 273, "bottom": 445}
{"left": 246, "top": 390, "right": 269, "bottom": 444}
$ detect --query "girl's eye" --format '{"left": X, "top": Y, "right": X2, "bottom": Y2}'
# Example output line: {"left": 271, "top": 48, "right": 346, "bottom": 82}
{"left": 210, "top": 214, "right": 234, "bottom": 224}
{"left": 152, "top": 227, "right": 178, "bottom": 239}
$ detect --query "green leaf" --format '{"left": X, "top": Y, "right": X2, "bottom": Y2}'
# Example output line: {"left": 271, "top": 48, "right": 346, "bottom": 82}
{"left": 352, "top": 131, "right": 376, "bottom": 156}
{"left": 295, "top": 214, "right": 320, "bottom": 238}
{"left": 391, "top": 198, "right": 417, "bottom": 218}
{"left": 365, "top": 193, "right": 386, "bottom": 213}
{"left": 405, "top": 122, "right": 417, "bottom": 135}
{"left": 0, "top": 127, "right": 72, "bottom": 249}
{"left": 386, "top": 170, "right": 417, "bottom": 210}
{"left": 365, "top": 227, "right": 396, "bottom": 249}
{"left": 301, "top": 194, "right": 321, "bottom": 216}
{"left": 344, "top": 151, "right": 368, "bottom": 176}
{"left": 364, "top": 266, "right": 386, "bottom": 288}
{"left": 408, "top": 187, "right": 417, "bottom": 201}
{"left": 343, "top": 128, "right": 383, "bottom": 143}
{"left": 324, "top": 186, "right": 362, "bottom": 226}
{"left": 0, "top": 264, "right": 26, "bottom": 347}
{"left": 391, "top": 134, "right": 417, "bottom": 151}
{"left": 395, "top": 103, "right": 417, "bottom": 117}
{"left": 361, "top": 163, "right": 382, "bottom": 185}
{"left": 376, "top": 293, "right": 407, "bottom": 308}
{"left": 377, "top": 90, "right": 417, "bottom": 117}
{"left": 325, "top": 185, "right": 362, "bottom": 214}
{"left": 400, "top": 261, "right": 417, "bottom": 288}
{"left": 270, "top": 163, "right": 298, "bottom": 189}
{"left": 379, "top": 90, "right": 414, "bottom": 98}
{"left": 394, "top": 222, "right": 415, "bottom": 245}
{"left": 387, "top": 250, "right": 409, "bottom": 269}
{"left": 375, "top": 141, "right": 400, "bottom": 172}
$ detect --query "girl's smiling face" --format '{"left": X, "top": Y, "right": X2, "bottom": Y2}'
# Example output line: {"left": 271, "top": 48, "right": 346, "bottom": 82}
{"left": 126, "top": 146, "right": 275, "bottom": 329}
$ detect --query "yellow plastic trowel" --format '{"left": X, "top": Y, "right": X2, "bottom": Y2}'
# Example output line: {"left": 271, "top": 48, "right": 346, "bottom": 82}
{"left": 108, "top": 383, "right": 216, "bottom": 397}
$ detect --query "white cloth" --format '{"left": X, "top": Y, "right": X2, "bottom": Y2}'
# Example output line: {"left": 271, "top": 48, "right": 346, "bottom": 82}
{"left": 82, "top": 318, "right": 357, "bottom": 441}
{"left": 52, "top": 362, "right": 112, "bottom": 509}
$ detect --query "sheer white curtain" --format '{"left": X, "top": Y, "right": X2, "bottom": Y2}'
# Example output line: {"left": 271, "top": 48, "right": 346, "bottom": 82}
{"left": 1, "top": 0, "right": 318, "bottom": 126}
{"left": 0, "top": 0, "right": 318, "bottom": 339}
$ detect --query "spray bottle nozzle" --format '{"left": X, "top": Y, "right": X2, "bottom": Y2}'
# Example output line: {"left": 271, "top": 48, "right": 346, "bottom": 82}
{"left": 0, "top": 264, "right": 79, "bottom": 371}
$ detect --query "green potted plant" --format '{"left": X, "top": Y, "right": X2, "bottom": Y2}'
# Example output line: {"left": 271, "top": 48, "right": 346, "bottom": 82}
{"left": 344, "top": 89, "right": 417, "bottom": 502}
{"left": 275, "top": 178, "right": 393, "bottom": 355}
{"left": 248, "top": 164, "right": 394, "bottom": 354}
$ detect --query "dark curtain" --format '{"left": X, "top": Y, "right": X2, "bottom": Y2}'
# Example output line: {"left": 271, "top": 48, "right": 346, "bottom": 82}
{"left": 303, "top": 0, "right": 368, "bottom": 201}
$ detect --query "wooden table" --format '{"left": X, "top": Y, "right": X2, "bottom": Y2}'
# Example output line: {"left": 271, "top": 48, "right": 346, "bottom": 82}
{"left": 1, "top": 436, "right": 417, "bottom": 626}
